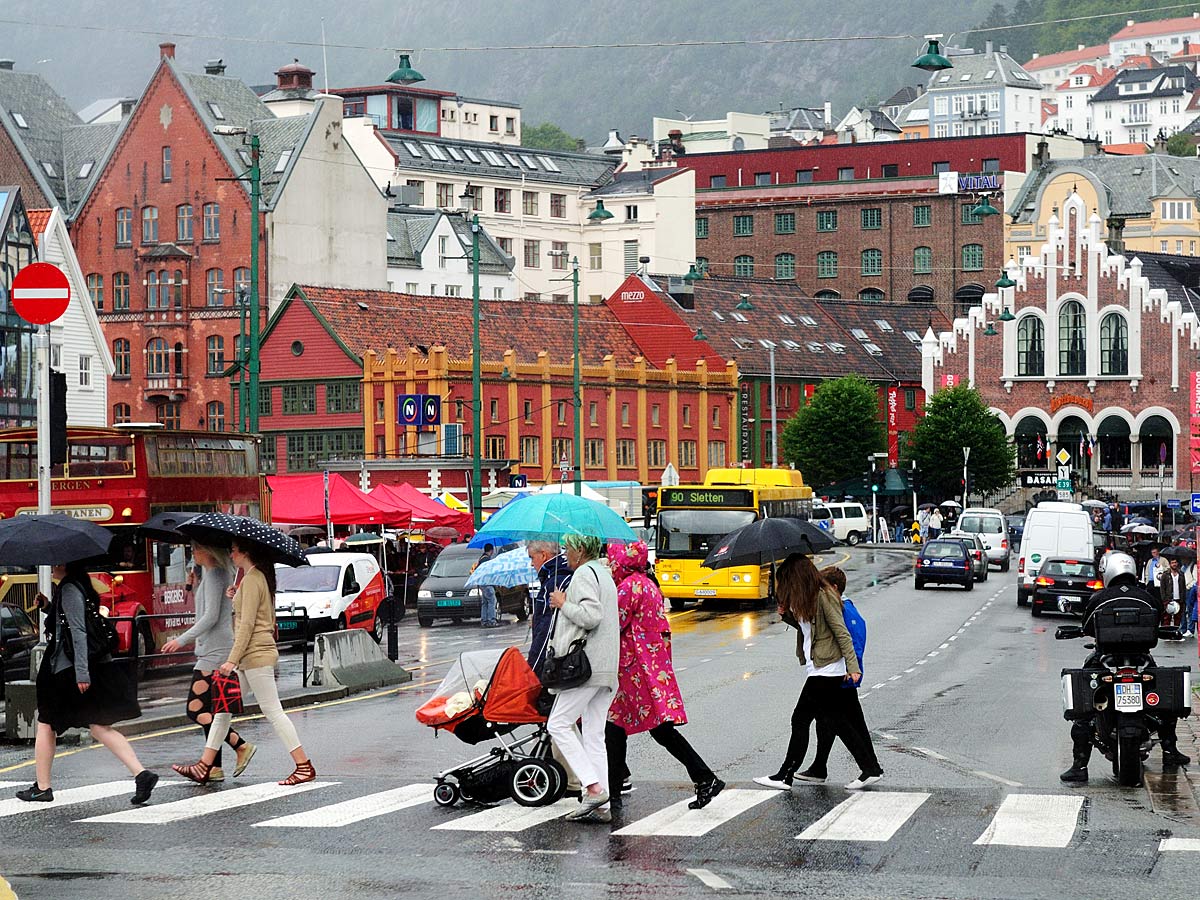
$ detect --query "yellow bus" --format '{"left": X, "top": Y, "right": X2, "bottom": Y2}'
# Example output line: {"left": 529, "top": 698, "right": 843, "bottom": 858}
{"left": 654, "top": 468, "right": 814, "bottom": 610}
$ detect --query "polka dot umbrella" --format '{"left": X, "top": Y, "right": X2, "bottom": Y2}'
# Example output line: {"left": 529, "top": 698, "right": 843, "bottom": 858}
{"left": 177, "top": 513, "right": 308, "bottom": 567}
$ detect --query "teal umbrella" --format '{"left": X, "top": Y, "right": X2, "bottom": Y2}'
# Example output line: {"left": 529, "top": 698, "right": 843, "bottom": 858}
{"left": 469, "top": 493, "right": 635, "bottom": 547}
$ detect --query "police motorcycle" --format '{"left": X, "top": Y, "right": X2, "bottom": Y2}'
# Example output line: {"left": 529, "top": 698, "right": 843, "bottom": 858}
{"left": 1056, "top": 555, "right": 1192, "bottom": 787}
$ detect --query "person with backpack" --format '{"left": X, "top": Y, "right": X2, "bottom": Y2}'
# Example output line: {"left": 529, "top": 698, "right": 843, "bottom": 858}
{"left": 792, "top": 566, "right": 875, "bottom": 784}
{"left": 18, "top": 561, "right": 159, "bottom": 805}
{"left": 754, "top": 554, "right": 883, "bottom": 792}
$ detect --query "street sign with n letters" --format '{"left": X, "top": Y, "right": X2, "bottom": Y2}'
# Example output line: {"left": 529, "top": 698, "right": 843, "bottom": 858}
{"left": 398, "top": 394, "right": 420, "bottom": 426}
{"left": 421, "top": 395, "right": 441, "bottom": 426}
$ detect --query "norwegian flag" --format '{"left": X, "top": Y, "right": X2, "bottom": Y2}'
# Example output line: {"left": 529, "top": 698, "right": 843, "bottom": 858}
{"left": 1087, "top": 436, "right": 1095, "bottom": 458}
{"left": 1036, "top": 434, "right": 1044, "bottom": 460}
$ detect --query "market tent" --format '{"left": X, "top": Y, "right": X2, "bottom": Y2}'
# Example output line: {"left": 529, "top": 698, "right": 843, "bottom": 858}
{"left": 438, "top": 491, "right": 468, "bottom": 512}
{"left": 268, "top": 474, "right": 412, "bottom": 527}
{"left": 372, "top": 482, "right": 472, "bottom": 532}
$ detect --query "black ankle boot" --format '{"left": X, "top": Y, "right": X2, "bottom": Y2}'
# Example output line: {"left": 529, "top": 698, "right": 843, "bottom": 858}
{"left": 1163, "top": 745, "right": 1191, "bottom": 767}
{"left": 1060, "top": 759, "right": 1089, "bottom": 783}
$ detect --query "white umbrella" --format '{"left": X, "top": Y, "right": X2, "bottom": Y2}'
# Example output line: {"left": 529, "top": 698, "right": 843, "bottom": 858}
{"left": 1130, "top": 523, "right": 1158, "bottom": 535}
{"left": 940, "top": 500, "right": 962, "bottom": 509}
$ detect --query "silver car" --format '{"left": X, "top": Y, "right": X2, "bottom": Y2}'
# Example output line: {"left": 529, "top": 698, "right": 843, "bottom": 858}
{"left": 946, "top": 532, "right": 989, "bottom": 582}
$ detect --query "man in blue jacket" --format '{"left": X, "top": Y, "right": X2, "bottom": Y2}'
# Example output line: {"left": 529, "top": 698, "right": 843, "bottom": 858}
{"left": 526, "top": 539, "right": 572, "bottom": 673}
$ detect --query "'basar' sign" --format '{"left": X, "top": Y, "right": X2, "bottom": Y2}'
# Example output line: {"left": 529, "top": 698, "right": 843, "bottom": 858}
{"left": 12, "top": 263, "right": 71, "bottom": 325}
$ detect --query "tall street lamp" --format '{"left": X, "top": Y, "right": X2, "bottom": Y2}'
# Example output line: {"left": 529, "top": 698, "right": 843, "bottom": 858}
{"left": 551, "top": 251, "right": 582, "bottom": 495}
{"left": 460, "top": 189, "right": 484, "bottom": 529}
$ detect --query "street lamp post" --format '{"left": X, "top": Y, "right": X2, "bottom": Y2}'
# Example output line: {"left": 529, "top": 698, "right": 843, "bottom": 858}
{"left": 248, "top": 133, "right": 261, "bottom": 433}
{"left": 962, "top": 445, "right": 971, "bottom": 509}
{"left": 467, "top": 207, "right": 483, "bottom": 530}
{"left": 552, "top": 251, "right": 583, "bottom": 495}
{"left": 768, "top": 344, "right": 778, "bottom": 468}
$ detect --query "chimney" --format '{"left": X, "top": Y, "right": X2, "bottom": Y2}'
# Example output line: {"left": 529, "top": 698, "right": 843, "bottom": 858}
{"left": 204, "top": 59, "right": 226, "bottom": 76}
{"left": 1078, "top": 44, "right": 1086, "bottom": 51}
{"left": 602, "top": 129, "right": 624, "bottom": 154}
{"left": 1154, "top": 130, "right": 1169, "bottom": 153}
{"left": 999, "top": 44, "right": 1008, "bottom": 54}
{"left": 274, "top": 59, "right": 315, "bottom": 92}
{"left": 1128, "top": 19, "right": 1136, "bottom": 26}
{"left": 1106, "top": 216, "right": 1126, "bottom": 254}
{"left": 985, "top": 40, "right": 994, "bottom": 54}
{"left": 0, "top": 60, "right": 13, "bottom": 71}
{"left": 159, "top": 42, "right": 175, "bottom": 60}
{"left": 823, "top": 100, "right": 833, "bottom": 128}
{"left": 575, "top": 138, "right": 586, "bottom": 152}
{"left": 1033, "top": 138, "right": 1050, "bottom": 168}
{"left": 1032, "top": 52, "right": 1040, "bottom": 60}
{"left": 120, "top": 98, "right": 136, "bottom": 117}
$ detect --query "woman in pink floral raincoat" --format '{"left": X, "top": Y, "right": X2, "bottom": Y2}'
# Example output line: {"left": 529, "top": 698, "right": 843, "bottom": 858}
{"left": 604, "top": 541, "right": 724, "bottom": 810}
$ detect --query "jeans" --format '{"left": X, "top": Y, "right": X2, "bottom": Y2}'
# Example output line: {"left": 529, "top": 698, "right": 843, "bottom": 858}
{"left": 780, "top": 676, "right": 881, "bottom": 777}
{"left": 480, "top": 586, "right": 498, "bottom": 625}
{"left": 1187, "top": 585, "right": 1198, "bottom": 633}
{"left": 546, "top": 685, "right": 613, "bottom": 791}
{"left": 606, "top": 720, "right": 714, "bottom": 790}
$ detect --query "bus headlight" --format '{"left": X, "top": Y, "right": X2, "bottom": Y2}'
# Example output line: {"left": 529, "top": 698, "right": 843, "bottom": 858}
{"left": 672, "top": 573, "right": 680, "bottom": 582}
{"left": 731, "top": 574, "right": 741, "bottom": 583}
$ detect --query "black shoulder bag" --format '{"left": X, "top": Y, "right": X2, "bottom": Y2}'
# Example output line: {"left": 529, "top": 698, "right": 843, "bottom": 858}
{"left": 58, "top": 580, "right": 119, "bottom": 662}
{"left": 539, "top": 565, "right": 596, "bottom": 690}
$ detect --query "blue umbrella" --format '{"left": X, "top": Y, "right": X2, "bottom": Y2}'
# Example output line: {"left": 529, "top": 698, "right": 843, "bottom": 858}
{"left": 466, "top": 546, "right": 538, "bottom": 588}
{"left": 469, "top": 492, "right": 636, "bottom": 547}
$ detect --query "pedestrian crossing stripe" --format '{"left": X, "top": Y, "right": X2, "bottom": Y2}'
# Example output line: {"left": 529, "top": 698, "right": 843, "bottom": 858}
{"left": 1159, "top": 838, "right": 1200, "bottom": 852}
{"left": 79, "top": 781, "right": 334, "bottom": 824}
{"left": 0, "top": 780, "right": 182, "bottom": 819}
{"left": 433, "top": 797, "right": 577, "bottom": 832}
{"left": 255, "top": 783, "right": 428, "bottom": 829}
{"left": 797, "top": 792, "right": 931, "bottom": 842}
{"left": 973, "top": 794, "right": 1084, "bottom": 848}
{"left": 613, "top": 789, "right": 776, "bottom": 837}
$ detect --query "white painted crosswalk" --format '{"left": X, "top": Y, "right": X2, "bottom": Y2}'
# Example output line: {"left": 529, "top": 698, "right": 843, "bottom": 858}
{"left": 256, "top": 783, "right": 429, "bottom": 829}
{"left": 797, "top": 791, "right": 931, "bottom": 842}
{"left": 433, "top": 797, "right": 577, "bottom": 832}
{"left": 973, "top": 794, "right": 1084, "bottom": 848}
{"left": 613, "top": 788, "right": 776, "bottom": 837}
{"left": 80, "top": 781, "right": 334, "bottom": 825}
{"left": 0, "top": 780, "right": 182, "bottom": 819}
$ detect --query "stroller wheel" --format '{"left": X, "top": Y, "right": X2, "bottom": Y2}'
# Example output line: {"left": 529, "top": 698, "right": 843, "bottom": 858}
{"left": 433, "top": 782, "right": 461, "bottom": 807}
{"left": 542, "top": 758, "right": 568, "bottom": 805}
{"left": 510, "top": 760, "right": 558, "bottom": 807}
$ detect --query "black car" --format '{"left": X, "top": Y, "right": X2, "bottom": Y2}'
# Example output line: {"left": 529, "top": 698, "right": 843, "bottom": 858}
{"left": 914, "top": 540, "right": 975, "bottom": 590}
{"left": 416, "top": 543, "right": 531, "bottom": 627}
{"left": 1, "top": 601, "right": 38, "bottom": 696}
{"left": 1030, "top": 557, "right": 1102, "bottom": 618}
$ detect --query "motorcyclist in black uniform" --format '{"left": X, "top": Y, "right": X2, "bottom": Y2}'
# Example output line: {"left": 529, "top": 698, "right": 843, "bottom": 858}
{"left": 1061, "top": 551, "right": 1191, "bottom": 783}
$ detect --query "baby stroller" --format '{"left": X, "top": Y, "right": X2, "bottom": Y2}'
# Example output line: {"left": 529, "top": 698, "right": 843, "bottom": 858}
{"left": 416, "top": 646, "right": 567, "bottom": 808}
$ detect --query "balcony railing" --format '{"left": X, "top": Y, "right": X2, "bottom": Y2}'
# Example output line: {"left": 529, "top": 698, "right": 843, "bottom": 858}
{"left": 144, "top": 375, "right": 189, "bottom": 397}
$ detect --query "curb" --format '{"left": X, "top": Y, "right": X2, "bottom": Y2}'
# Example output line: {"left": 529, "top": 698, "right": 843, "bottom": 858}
{"left": 112, "top": 684, "right": 350, "bottom": 739}
{"left": 860, "top": 543, "right": 920, "bottom": 552}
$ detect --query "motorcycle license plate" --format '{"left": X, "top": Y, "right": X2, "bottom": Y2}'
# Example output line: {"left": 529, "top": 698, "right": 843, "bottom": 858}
{"left": 1114, "top": 682, "right": 1143, "bottom": 711}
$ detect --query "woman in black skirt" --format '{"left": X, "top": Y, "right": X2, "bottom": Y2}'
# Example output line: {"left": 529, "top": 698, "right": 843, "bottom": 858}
{"left": 17, "top": 561, "right": 158, "bottom": 805}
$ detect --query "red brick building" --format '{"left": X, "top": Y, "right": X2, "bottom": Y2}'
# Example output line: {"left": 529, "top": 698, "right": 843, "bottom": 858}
{"left": 926, "top": 192, "right": 1200, "bottom": 502}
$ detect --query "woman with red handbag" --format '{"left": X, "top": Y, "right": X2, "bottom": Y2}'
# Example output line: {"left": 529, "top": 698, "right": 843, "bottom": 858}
{"left": 162, "top": 544, "right": 256, "bottom": 782}
{"left": 173, "top": 539, "right": 315, "bottom": 786}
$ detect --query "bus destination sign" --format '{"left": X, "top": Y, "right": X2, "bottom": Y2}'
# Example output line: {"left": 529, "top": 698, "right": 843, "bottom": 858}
{"left": 659, "top": 488, "right": 755, "bottom": 508}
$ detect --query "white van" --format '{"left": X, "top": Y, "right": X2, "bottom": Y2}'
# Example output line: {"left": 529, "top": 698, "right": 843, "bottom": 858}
{"left": 814, "top": 502, "right": 871, "bottom": 545}
{"left": 274, "top": 552, "right": 388, "bottom": 641}
{"left": 957, "top": 507, "right": 1011, "bottom": 571}
{"left": 1016, "top": 502, "right": 1093, "bottom": 607}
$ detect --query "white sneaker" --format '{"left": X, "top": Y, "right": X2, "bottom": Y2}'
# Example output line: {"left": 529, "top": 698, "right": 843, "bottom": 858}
{"left": 753, "top": 775, "right": 793, "bottom": 790}
{"left": 845, "top": 772, "right": 883, "bottom": 790}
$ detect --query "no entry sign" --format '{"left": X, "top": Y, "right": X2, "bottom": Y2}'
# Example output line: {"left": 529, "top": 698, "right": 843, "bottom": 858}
{"left": 12, "top": 263, "right": 70, "bottom": 325}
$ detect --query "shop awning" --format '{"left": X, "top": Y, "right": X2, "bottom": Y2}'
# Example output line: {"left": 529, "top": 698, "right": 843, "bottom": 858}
{"left": 267, "top": 473, "right": 412, "bottom": 527}
{"left": 372, "top": 482, "right": 473, "bottom": 533}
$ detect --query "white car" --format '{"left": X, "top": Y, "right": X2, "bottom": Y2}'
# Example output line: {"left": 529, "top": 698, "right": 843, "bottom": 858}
{"left": 957, "top": 507, "right": 1011, "bottom": 571}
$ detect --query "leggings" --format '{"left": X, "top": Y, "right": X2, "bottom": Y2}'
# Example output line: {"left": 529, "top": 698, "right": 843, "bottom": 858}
{"left": 782, "top": 676, "right": 880, "bottom": 777}
{"left": 808, "top": 687, "right": 872, "bottom": 776}
{"left": 606, "top": 720, "right": 714, "bottom": 791}
{"left": 186, "top": 670, "right": 244, "bottom": 767}
{"left": 207, "top": 666, "right": 302, "bottom": 754}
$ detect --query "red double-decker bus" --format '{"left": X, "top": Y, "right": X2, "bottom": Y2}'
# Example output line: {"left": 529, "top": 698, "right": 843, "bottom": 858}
{"left": 0, "top": 425, "right": 266, "bottom": 663}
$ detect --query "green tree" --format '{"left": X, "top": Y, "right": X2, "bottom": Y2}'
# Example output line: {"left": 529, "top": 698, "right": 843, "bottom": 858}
{"left": 906, "top": 385, "right": 1015, "bottom": 501}
{"left": 1167, "top": 131, "right": 1197, "bottom": 157}
{"left": 780, "top": 375, "right": 885, "bottom": 488}
{"left": 522, "top": 122, "right": 582, "bottom": 152}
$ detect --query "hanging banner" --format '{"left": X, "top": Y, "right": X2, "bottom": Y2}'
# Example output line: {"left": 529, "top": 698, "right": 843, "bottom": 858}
{"left": 942, "top": 373, "right": 959, "bottom": 389}
{"left": 1191, "top": 371, "right": 1200, "bottom": 472}
{"left": 887, "top": 386, "right": 899, "bottom": 466}
{"left": 739, "top": 381, "right": 753, "bottom": 464}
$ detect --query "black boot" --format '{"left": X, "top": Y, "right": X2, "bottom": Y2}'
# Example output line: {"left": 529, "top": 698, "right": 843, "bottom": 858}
{"left": 1162, "top": 743, "right": 1191, "bottom": 768}
{"left": 1060, "top": 759, "right": 1089, "bottom": 783}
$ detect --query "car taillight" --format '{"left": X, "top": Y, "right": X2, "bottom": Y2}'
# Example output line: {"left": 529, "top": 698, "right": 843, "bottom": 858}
{"left": 1001, "top": 539, "right": 1008, "bottom": 550}
{"left": 975, "top": 550, "right": 982, "bottom": 560}
{"left": 1018, "top": 557, "right": 1025, "bottom": 574}
{"left": 1086, "top": 579, "right": 1103, "bottom": 590}
{"left": 1035, "top": 577, "right": 1054, "bottom": 586}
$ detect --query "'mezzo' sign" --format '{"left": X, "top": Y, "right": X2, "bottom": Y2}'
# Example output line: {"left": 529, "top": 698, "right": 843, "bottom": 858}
{"left": 619, "top": 290, "right": 645, "bottom": 301}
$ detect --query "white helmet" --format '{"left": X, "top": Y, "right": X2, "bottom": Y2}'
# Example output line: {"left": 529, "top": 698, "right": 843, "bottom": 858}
{"left": 1098, "top": 551, "right": 1137, "bottom": 587}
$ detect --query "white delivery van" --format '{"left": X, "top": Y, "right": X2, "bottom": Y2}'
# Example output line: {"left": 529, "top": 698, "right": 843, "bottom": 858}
{"left": 1016, "top": 502, "right": 1093, "bottom": 607}
{"left": 814, "top": 502, "right": 871, "bottom": 545}
{"left": 274, "top": 552, "right": 388, "bottom": 641}
{"left": 957, "top": 507, "right": 1011, "bottom": 571}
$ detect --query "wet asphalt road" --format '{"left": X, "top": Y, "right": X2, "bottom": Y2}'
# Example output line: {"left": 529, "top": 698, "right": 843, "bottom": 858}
{"left": 1, "top": 547, "right": 1198, "bottom": 899}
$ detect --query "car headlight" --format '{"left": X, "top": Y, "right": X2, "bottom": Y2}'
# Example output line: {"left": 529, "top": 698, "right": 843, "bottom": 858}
{"left": 417, "top": 589, "right": 432, "bottom": 599}
{"left": 731, "top": 574, "right": 740, "bottom": 583}
{"left": 468, "top": 588, "right": 481, "bottom": 597}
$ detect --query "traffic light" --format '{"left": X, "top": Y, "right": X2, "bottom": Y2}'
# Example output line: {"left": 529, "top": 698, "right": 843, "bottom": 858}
{"left": 861, "top": 470, "right": 871, "bottom": 494}
{"left": 965, "top": 472, "right": 976, "bottom": 494}
{"left": 49, "top": 370, "right": 67, "bottom": 465}
{"left": 872, "top": 468, "right": 886, "bottom": 493}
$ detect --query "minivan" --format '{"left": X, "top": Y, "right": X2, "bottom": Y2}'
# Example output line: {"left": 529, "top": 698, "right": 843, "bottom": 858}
{"left": 814, "top": 502, "right": 871, "bottom": 545}
{"left": 957, "top": 507, "right": 1010, "bottom": 571}
{"left": 275, "top": 552, "right": 388, "bottom": 642}
{"left": 1016, "top": 502, "right": 1093, "bottom": 607}
{"left": 416, "top": 543, "right": 531, "bottom": 627}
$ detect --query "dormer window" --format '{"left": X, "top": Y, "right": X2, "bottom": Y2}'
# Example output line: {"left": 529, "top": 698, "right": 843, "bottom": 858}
{"left": 208, "top": 102, "right": 224, "bottom": 120}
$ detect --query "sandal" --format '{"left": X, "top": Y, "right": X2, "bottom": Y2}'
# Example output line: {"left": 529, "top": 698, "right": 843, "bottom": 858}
{"left": 171, "top": 760, "right": 212, "bottom": 785}
{"left": 278, "top": 760, "right": 316, "bottom": 786}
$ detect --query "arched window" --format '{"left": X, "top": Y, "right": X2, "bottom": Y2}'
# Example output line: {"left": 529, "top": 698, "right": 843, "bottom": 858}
{"left": 112, "top": 339, "right": 130, "bottom": 377}
{"left": 1058, "top": 415, "right": 1090, "bottom": 472}
{"left": 1100, "top": 312, "right": 1128, "bottom": 375}
{"left": 176, "top": 203, "right": 193, "bottom": 242}
{"left": 234, "top": 267, "right": 251, "bottom": 301}
{"left": 206, "top": 336, "right": 225, "bottom": 374}
{"left": 173, "top": 342, "right": 185, "bottom": 378}
{"left": 146, "top": 270, "right": 160, "bottom": 309}
{"left": 206, "top": 401, "right": 226, "bottom": 432}
{"left": 861, "top": 248, "right": 882, "bottom": 276}
{"left": 115, "top": 208, "right": 132, "bottom": 245}
{"left": 141, "top": 205, "right": 158, "bottom": 243}
{"left": 172, "top": 270, "right": 184, "bottom": 308}
{"left": 817, "top": 251, "right": 838, "bottom": 278}
{"left": 1139, "top": 415, "right": 1173, "bottom": 469}
{"left": 203, "top": 203, "right": 220, "bottom": 241}
{"left": 112, "top": 272, "right": 130, "bottom": 310}
{"left": 157, "top": 401, "right": 182, "bottom": 430}
{"left": 913, "top": 246, "right": 932, "bottom": 274}
{"left": 1014, "top": 415, "right": 1048, "bottom": 469}
{"left": 1097, "top": 415, "right": 1131, "bottom": 470}
{"left": 86, "top": 274, "right": 103, "bottom": 310}
{"left": 206, "top": 268, "right": 224, "bottom": 306}
{"left": 1058, "top": 300, "right": 1086, "bottom": 376}
{"left": 858, "top": 288, "right": 884, "bottom": 302}
{"left": 112, "top": 403, "right": 131, "bottom": 425}
{"left": 774, "top": 253, "right": 795, "bottom": 280}
{"left": 814, "top": 290, "right": 840, "bottom": 300}
{"left": 146, "top": 338, "right": 169, "bottom": 376}
{"left": 733, "top": 255, "right": 754, "bottom": 277}
{"left": 908, "top": 285, "right": 934, "bottom": 304}
{"left": 962, "top": 243, "right": 984, "bottom": 271}
{"left": 1017, "top": 315, "right": 1044, "bottom": 376}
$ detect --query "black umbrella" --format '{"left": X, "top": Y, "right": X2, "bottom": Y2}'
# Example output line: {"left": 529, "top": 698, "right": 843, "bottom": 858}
{"left": 0, "top": 514, "right": 113, "bottom": 567}
{"left": 178, "top": 513, "right": 307, "bottom": 567}
{"left": 918, "top": 502, "right": 937, "bottom": 510}
{"left": 1161, "top": 546, "right": 1197, "bottom": 563}
{"left": 139, "top": 511, "right": 200, "bottom": 544}
{"left": 702, "top": 517, "right": 835, "bottom": 570}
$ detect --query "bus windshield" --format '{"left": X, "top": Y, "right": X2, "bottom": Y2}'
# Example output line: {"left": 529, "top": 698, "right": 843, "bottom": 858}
{"left": 657, "top": 509, "right": 755, "bottom": 558}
